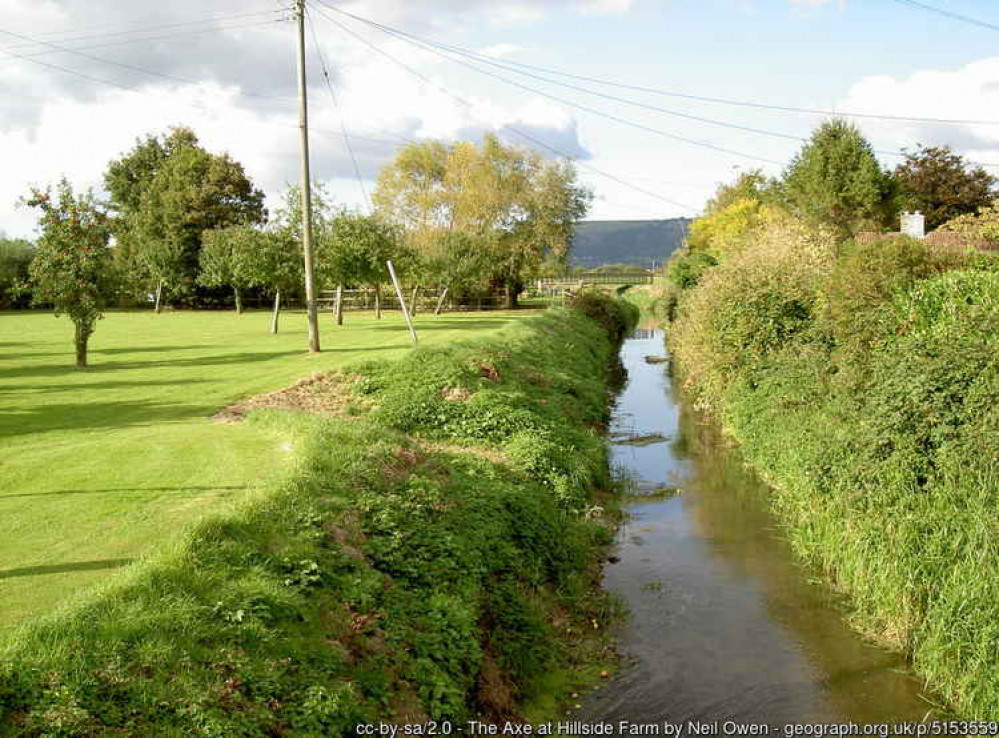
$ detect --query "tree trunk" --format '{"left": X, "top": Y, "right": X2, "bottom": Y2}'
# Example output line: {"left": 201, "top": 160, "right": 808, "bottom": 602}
{"left": 234, "top": 286, "right": 243, "bottom": 315}
{"left": 410, "top": 286, "right": 420, "bottom": 317}
{"left": 504, "top": 282, "right": 518, "bottom": 310}
{"left": 270, "top": 289, "right": 281, "bottom": 334}
{"left": 374, "top": 284, "right": 381, "bottom": 319}
{"left": 74, "top": 321, "right": 90, "bottom": 368}
{"left": 154, "top": 281, "right": 163, "bottom": 314}
{"left": 434, "top": 286, "right": 449, "bottom": 315}
{"left": 334, "top": 284, "right": 344, "bottom": 326}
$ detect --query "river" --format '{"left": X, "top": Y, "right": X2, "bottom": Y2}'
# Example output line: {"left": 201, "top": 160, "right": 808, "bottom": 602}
{"left": 579, "top": 329, "right": 945, "bottom": 731}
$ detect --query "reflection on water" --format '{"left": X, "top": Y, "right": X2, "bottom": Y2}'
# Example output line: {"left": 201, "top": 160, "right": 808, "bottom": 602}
{"left": 581, "top": 331, "right": 944, "bottom": 728}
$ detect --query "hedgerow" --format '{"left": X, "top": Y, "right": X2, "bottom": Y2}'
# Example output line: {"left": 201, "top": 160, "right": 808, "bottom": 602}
{"left": 668, "top": 215, "right": 999, "bottom": 718}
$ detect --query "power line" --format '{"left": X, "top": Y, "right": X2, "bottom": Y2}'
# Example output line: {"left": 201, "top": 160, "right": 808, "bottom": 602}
{"left": 0, "top": 18, "right": 287, "bottom": 60}
{"left": 306, "top": 8, "right": 371, "bottom": 211}
{"left": 317, "top": 1, "right": 999, "bottom": 170}
{"left": 313, "top": 3, "right": 783, "bottom": 168}
{"left": 305, "top": 1, "right": 698, "bottom": 213}
{"left": 891, "top": 0, "right": 999, "bottom": 33}
{"left": 322, "top": 2, "right": 999, "bottom": 129}
{"left": 0, "top": 21, "right": 298, "bottom": 103}
{"left": 1, "top": 10, "right": 285, "bottom": 52}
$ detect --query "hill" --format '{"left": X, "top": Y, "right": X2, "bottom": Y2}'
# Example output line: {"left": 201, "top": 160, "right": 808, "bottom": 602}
{"left": 570, "top": 218, "right": 692, "bottom": 268}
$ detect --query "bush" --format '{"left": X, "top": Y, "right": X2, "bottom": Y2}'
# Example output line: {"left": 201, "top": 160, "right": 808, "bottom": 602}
{"left": 670, "top": 216, "right": 835, "bottom": 409}
{"left": 671, "top": 208, "right": 999, "bottom": 717}
{"left": 665, "top": 249, "right": 717, "bottom": 291}
{"left": 567, "top": 291, "right": 638, "bottom": 342}
{"left": 818, "top": 236, "right": 935, "bottom": 364}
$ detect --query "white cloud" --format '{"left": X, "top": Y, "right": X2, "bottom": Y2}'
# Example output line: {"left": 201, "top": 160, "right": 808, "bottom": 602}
{"left": 479, "top": 43, "right": 525, "bottom": 59}
{"left": 579, "top": 0, "right": 633, "bottom": 15}
{"left": 835, "top": 57, "right": 999, "bottom": 165}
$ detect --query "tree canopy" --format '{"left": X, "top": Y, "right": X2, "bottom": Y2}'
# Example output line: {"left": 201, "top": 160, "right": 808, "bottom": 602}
{"left": 23, "top": 180, "right": 115, "bottom": 367}
{"left": 895, "top": 145, "right": 996, "bottom": 231}
{"left": 781, "top": 119, "right": 895, "bottom": 238}
{"left": 374, "top": 134, "right": 591, "bottom": 306}
{"left": 104, "top": 126, "right": 265, "bottom": 306}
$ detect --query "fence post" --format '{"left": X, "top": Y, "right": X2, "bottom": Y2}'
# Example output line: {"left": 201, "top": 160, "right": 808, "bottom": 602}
{"left": 387, "top": 260, "right": 418, "bottom": 345}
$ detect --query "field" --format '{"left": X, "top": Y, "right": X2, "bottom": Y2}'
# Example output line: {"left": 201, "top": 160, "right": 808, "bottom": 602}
{"left": 0, "top": 308, "right": 522, "bottom": 633}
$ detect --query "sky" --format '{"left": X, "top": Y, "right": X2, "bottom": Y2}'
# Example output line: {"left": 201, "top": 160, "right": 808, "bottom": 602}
{"left": 2, "top": 0, "right": 999, "bottom": 238}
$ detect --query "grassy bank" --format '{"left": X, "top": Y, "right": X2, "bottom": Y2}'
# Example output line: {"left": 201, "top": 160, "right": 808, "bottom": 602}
{"left": 0, "top": 297, "right": 635, "bottom": 735}
{"left": 666, "top": 220, "right": 999, "bottom": 718}
{"left": 0, "top": 309, "right": 520, "bottom": 630}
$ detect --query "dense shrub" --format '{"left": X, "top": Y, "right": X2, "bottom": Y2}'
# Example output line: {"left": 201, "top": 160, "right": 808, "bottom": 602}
{"left": 567, "top": 291, "right": 638, "bottom": 342}
{"left": 670, "top": 216, "right": 835, "bottom": 408}
{"left": 665, "top": 249, "right": 717, "bottom": 290}
{"left": 671, "top": 208, "right": 999, "bottom": 718}
{"left": 818, "top": 235, "right": 935, "bottom": 371}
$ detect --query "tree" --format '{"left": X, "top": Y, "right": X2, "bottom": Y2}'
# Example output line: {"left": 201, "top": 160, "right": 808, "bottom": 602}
{"left": 23, "top": 181, "right": 115, "bottom": 367}
{"left": 104, "top": 126, "right": 265, "bottom": 308}
{"left": 781, "top": 119, "right": 895, "bottom": 238}
{"left": 686, "top": 197, "right": 783, "bottom": 261}
{"left": 894, "top": 145, "right": 996, "bottom": 231}
{"left": 317, "top": 212, "right": 405, "bottom": 322}
{"left": 198, "top": 226, "right": 262, "bottom": 314}
{"left": 103, "top": 126, "right": 199, "bottom": 301}
{"left": 199, "top": 225, "right": 301, "bottom": 330}
{"left": 256, "top": 230, "right": 303, "bottom": 334}
{"left": 0, "top": 234, "right": 34, "bottom": 308}
{"left": 374, "top": 134, "right": 591, "bottom": 308}
{"left": 704, "top": 169, "right": 773, "bottom": 215}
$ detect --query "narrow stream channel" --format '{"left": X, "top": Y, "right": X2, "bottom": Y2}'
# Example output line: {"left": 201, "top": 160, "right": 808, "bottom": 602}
{"left": 579, "top": 329, "right": 945, "bottom": 730}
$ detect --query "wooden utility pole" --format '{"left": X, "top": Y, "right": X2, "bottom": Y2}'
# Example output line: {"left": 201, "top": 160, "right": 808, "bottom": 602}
{"left": 296, "top": 0, "right": 320, "bottom": 353}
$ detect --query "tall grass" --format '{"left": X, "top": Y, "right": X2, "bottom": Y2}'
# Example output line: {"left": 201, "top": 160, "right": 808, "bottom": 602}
{"left": 667, "top": 223, "right": 999, "bottom": 718}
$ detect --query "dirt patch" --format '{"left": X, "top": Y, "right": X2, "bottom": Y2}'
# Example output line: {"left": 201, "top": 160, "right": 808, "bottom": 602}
{"left": 477, "top": 362, "right": 501, "bottom": 382}
{"left": 441, "top": 386, "right": 473, "bottom": 402}
{"left": 213, "top": 372, "right": 365, "bottom": 423}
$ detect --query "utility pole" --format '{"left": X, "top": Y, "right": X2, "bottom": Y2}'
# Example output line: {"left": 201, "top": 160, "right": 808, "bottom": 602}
{"left": 296, "top": 0, "right": 320, "bottom": 353}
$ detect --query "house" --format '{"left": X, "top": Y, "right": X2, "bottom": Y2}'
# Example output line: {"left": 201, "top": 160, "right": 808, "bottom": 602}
{"left": 856, "top": 211, "right": 997, "bottom": 251}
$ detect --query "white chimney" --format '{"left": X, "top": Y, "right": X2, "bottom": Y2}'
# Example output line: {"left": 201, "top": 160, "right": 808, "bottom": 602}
{"left": 901, "top": 211, "right": 926, "bottom": 239}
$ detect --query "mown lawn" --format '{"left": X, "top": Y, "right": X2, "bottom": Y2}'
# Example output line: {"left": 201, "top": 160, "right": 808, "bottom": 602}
{"left": 0, "top": 308, "right": 522, "bottom": 632}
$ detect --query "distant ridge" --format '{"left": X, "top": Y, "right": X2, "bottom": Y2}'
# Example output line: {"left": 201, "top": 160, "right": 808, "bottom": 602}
{"left": 570, "top": 218, "right": 692, "bottom": 268}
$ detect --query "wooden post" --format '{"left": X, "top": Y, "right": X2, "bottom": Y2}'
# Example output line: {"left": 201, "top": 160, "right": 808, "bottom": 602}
{"left": 334, "top": 284, "right": 343, "bottom": 326}
{"left": 270, "top": 289, "right": 281, "bottom": 334}
{"left": 434, "top": 286, "right": 449, "bottom": 315}
{"left": 374, "top": 283, "right": 381, "bottom": 319}
{"left": 387, "top": 260, "right": 417, "bottom": 345}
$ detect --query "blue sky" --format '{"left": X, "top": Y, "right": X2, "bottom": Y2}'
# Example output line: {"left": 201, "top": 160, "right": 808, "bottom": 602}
{"left": 1, "top": 0, "right": 997, "bottom": 234}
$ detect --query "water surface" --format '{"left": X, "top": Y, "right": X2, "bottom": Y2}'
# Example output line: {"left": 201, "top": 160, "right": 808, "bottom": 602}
{"left": 581, "top": 330, "right": 943, "bottom": 729}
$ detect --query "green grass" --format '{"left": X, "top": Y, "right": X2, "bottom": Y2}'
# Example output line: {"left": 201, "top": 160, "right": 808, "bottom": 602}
{"left": 0, "top": 308, "right": 522, "bottom": 632}
{"left": 666, "top": 230, "right": 999, "bottom": 718}
{"left": 0, "top": 300, "right": 631, "bottom": 735}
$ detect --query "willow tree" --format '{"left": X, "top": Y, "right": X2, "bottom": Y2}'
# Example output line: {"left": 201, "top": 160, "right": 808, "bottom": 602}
{"left": 374, "top": 134, "right": 590, "bottom": 308}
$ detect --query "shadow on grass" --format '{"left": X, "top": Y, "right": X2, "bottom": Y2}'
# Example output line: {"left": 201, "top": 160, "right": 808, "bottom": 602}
{"left": 0, "top": 398, "right": 215, "bottom": 439}
{"left": 0, "top": 485, "right": 248, "bottom": 501}
{"left": 362, "top": 319, "right": 509, "bottom": 332}
{"left": 0, "top": 378, "right": 213, "bottom": 395}
{"left": 0, "top": 349, "right": 306, "bottom": 380}
{"left": 0, "top": 558, "right": 134, "bottom": 580}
